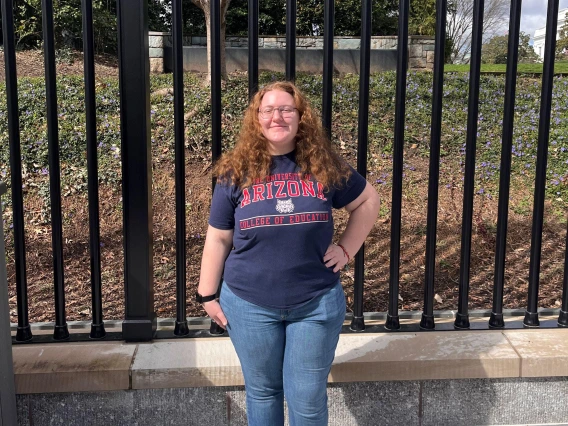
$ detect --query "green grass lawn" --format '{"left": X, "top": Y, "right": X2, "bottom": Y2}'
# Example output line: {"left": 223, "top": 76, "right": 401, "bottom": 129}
{"left": 444, "top": 61, "right": 568, "bottom": 74}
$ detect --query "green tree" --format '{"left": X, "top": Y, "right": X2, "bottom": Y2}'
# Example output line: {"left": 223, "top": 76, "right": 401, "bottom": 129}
{"left": 299, "top": 0, "right": 400, "bottom": 37}
{"left": 148, "top": 0, "right": 172, "bottom": 32}
{"left": 557, "top": 11, "right": 568, "bottom": 60}
{"left": 223, "top": 0, "right": 433, "bottom": 37}
{"left": 183, "top": 1, "right": 207, "bottom": 36}
{"left": 0, "top": 0, "right": 168, "bottom": 54}
{"left": 482, "top": 32, "right": 540, "bottom": 64}
{"left": 224, "top": 0, "right": 285, "bottom": 36}
{"left": 409, "top": 0, "right": 437, "bottom": 36}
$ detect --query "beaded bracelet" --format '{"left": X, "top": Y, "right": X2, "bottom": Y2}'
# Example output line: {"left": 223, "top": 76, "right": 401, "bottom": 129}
{"left": 337, "top": 244, "right": 350, "bottom": 262}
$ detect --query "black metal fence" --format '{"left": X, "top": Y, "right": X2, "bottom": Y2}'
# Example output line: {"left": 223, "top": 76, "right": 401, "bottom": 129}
{"left": 2, "top": 0, "right": 567, "bottom": 343}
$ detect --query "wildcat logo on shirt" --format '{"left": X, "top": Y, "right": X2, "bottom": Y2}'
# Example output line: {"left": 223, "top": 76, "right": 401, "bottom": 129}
{"left": 275, "top": 199, "right": 295, "bottom": 213}
{"left": 240, "top": 174, "right": 327, "bottom": 209}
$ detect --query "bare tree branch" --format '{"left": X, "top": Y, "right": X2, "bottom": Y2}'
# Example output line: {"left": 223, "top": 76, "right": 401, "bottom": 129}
{"left": 447, "top": 0, "right": 509, "bottom": 63}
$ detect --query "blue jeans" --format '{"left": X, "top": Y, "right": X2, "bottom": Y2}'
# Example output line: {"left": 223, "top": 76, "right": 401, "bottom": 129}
{"left": 220, "top": 280, "right": 346, "bottom": 426}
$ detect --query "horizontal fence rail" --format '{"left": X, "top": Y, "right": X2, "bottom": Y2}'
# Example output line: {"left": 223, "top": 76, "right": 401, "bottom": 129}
{"left": 2, "top": 0, "right": 567, "bottom": 345}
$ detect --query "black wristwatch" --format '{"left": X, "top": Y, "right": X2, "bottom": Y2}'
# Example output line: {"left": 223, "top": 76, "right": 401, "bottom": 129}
{"left": 195, "top": 292, "right": 217, "bottom": 303}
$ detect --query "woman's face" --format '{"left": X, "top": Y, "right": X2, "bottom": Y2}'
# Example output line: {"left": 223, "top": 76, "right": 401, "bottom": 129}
{"left": 258, "top": 89, "right": 299, "bottom": 155}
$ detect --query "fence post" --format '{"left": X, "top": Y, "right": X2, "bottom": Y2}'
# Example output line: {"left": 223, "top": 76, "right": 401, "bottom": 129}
{"left": 0, "top": 182, "right": 17, "bottom": 425}
{"left": 117, "top": 0, "right": 156, "bottom": 341}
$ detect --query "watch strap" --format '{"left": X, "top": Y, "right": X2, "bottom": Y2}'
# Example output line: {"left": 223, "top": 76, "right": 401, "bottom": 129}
{"left": 196, "top": 292, "right": 217, "bottom": 303}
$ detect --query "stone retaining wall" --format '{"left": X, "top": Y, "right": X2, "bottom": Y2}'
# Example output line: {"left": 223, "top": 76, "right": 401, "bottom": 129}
{"left": 15, "top": 378, "right": 568, "bottom": 426}
{"left": 149, "top": 32, "right": 435, "bottom": 73}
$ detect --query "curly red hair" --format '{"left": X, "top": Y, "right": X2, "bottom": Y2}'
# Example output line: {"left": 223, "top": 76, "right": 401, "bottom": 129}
{"left": 214, "top": 81, "right": 351, "bottom": 189}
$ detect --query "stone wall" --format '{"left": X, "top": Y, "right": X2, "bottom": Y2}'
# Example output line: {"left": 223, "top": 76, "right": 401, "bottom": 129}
{"left": 14, "top": 378, "right": 568, "bottom": 425}
{"left": 149, "top": 32, "right": 435, "bottom": 73}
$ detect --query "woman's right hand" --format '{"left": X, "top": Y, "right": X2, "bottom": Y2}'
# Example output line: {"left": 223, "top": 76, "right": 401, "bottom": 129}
{"left": 203, "top": 300, "right": 228, "bottom": 329}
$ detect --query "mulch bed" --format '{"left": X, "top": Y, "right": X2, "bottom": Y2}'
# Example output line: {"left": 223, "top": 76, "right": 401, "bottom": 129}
{"left": 0, "top": 49, "right": 119, "bottom": 82}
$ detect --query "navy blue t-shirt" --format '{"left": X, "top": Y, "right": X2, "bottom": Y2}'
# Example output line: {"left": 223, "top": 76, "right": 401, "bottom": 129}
{"left": 208, "top": 151, "right": 367, "bottom": 309}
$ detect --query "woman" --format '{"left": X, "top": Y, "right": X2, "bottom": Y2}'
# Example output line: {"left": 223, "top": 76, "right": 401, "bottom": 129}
{"left": 197, "top": 81, "right": 380, "bottom": 426}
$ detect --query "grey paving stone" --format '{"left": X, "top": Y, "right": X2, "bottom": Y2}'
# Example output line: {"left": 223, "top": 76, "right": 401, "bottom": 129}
{"left": 328, "top": 382, "right": 420, "bottom": 426}
{"left": 226, "top": 387, "right": 293, "bottom": 426}
{"left": 26, "top": 391, "right": 135, "bottom": 426}
{"left": 226, "top": 382, "right": 421, "bottom": 426}
{"left": 421, "top": 377, "right": 568, "bottom": 426}
{"left": 132, "top": 387, "right": 241, "bottom": 426}
{"left": 226, "top": 389, "right": 248, "bottom": 426}
{"left": 18, "top": 378, "right": 568, "bottom": 425}
{"left": 16, "top": 394, "right": 30, "bottom": 426}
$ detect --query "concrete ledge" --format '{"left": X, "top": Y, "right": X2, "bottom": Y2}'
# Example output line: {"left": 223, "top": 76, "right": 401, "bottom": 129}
{"left": 503, "top": 330, "right": 568, "bottom": 377}
{"left": 131, "top": 338, "right": 244, "bottom": 389}
{"left": 13, "top": 342, "right": 136, "bottom": 394}
{"left": 330, "top": 331, "right": 520, "bottom": 382}
{"left": 12, "top": 329, "right": 568, "bottom": 394}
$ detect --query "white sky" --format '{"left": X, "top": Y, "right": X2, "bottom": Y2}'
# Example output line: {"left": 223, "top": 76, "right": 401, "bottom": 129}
{"left": 507, "top": 0, "right": 568, "bottom": 44}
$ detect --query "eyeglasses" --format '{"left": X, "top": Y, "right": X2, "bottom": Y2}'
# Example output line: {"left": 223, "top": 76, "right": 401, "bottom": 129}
{"left": 258, "top": 106, "right": 297, "bottom": 119}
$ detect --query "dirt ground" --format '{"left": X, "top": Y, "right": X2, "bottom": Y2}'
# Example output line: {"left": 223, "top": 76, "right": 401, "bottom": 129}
{"left": 2, "top": 51, "right": 566, "bottom": 324}
{"left": 0, "top": 49, "right": 119, "bottom": 81}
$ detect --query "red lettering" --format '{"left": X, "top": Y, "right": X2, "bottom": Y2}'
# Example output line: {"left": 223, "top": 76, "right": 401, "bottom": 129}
{"left": 316, "top": 182, "right": 327, "bottom": 200}
{"left": 300, "top": 180, "right": 316, "bottom": 197}
{"left": 252, "top": 184, "right": 265, "bottom": 202}
{"left": 241, "top": 188, "right": 251, "bottom": 207}
{"left": 274, "top": 181, "right": 286, "bottom": 198}
{"left": 287, "top": 181, "right": 300, "bottom": 197}
{"left": 266, "top": 182, "right": 274, "bottom": 199}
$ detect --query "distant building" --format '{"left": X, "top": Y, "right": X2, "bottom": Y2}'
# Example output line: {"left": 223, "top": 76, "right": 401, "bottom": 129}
{"left": 533, "top": 7, "right": 567, "bottom": 60}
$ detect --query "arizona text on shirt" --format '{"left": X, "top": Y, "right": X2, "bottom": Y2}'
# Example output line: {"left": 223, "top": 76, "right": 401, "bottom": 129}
{"left": 241, "top": 175, "right": 327, "bottom": 208}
